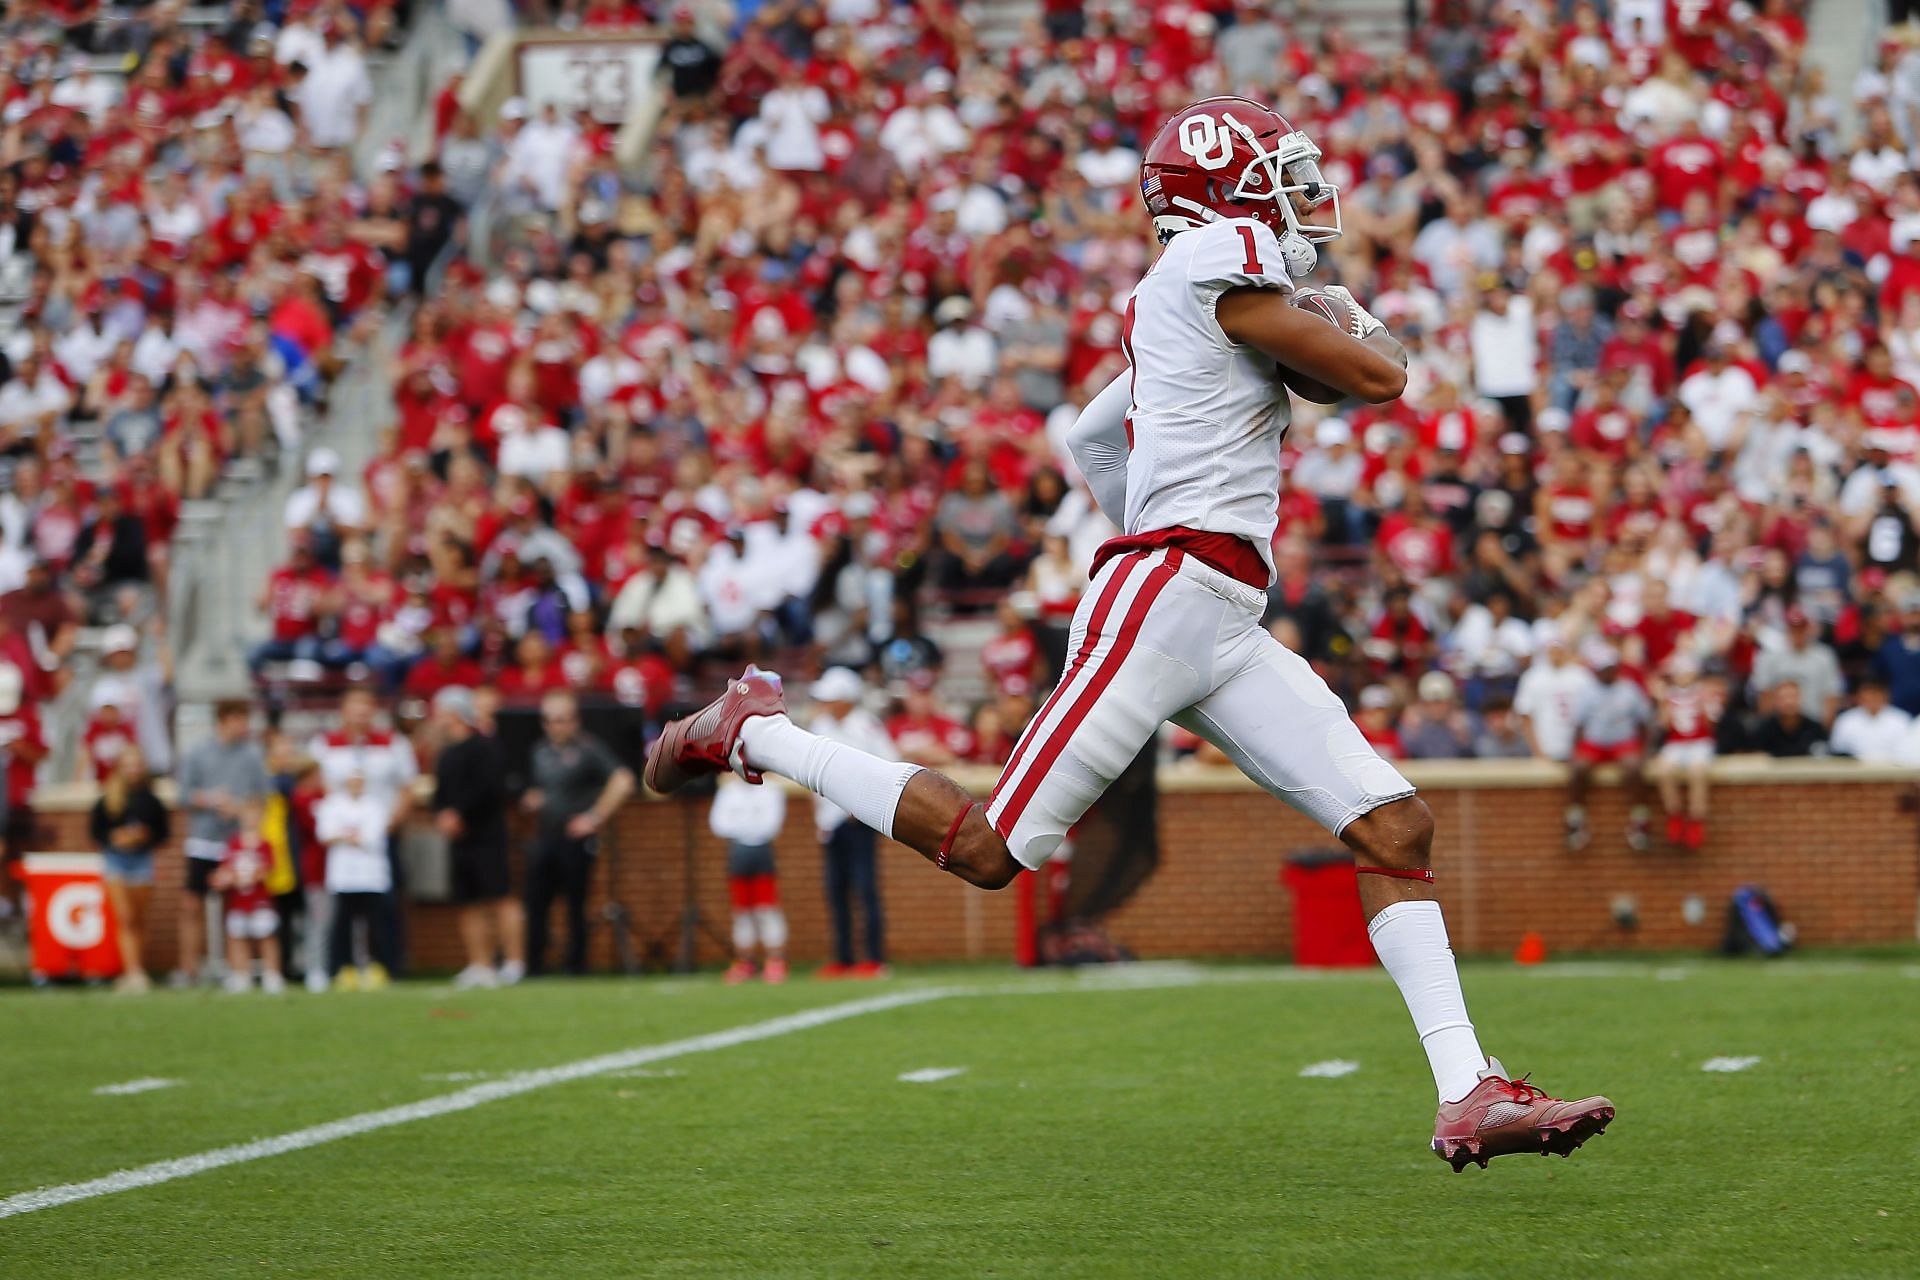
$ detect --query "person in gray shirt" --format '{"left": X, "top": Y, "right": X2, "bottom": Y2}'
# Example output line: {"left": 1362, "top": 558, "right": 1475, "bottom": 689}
{"left": 1565, "top": 654, "right": 1655, "bottom": 853}
{"left": 521, "top": 690, "right": 634, "bottom": 976}
{"left": 173, "top": 700, "right": 269, "bottom": 985}
{"left": 1751, "top": 606, "right": 1843, "bottom": 726}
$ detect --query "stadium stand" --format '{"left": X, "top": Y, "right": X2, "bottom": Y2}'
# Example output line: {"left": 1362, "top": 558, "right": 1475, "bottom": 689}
{"left": 6, "top": 0, "right": 1920, "bottom": 973}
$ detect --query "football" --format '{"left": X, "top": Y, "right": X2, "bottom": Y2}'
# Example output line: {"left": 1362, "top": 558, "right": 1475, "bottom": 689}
{"left": 1278, "top": 287, "right": 1355, "bottom": 403}
{"left": 1291, "top": 285, "right": 1369, "bottom": 339}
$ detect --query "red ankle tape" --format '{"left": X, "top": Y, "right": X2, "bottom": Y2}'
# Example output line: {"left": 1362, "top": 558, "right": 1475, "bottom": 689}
{"left": 936, "top": 802, "right": 981, "bottom": 871}
{"left": 1356, "top": 866, "right": 1435, "bottom": 882}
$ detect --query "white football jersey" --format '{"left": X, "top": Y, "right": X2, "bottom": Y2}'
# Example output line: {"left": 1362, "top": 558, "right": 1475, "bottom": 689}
{"left": 1120, "top": 217, "right": 1294, "bottom": 580}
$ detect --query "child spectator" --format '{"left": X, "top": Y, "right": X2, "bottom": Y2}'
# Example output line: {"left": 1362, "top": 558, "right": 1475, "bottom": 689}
{"left": 708, "top": 774, "right": 790, "bottom": 985}
{"left": 315, "top": 767, "right": 396, "bottom": 991}
{"left": 1653, "top": 655, "right": 1719, "bottom": 850}
{"left": 214, "top": 801, "right": 286, "bottom": 994}
{"left": 79, "top": 689, "right": 138, "bottom": 782}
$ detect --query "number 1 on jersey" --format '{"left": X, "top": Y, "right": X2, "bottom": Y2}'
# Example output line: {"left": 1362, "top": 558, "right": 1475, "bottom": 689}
{"left": 1235, "top": 225, "right": 1264, "bottom": 274}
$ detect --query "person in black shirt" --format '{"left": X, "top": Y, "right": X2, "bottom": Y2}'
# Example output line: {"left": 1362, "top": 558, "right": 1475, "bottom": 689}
{"left": 522, "top": 690, "right": 634, "bottom": 975}
{"left": 432, "top": 687, "right": 525, "bottom": 987}
{"left": 662, "top": 8, "right": 722, "bottom": 99}
{"left": 1752, "top": 681, "right": 1828, "bottom": 758}
{"left": 70, "top": 486, "right": 150, "bottom": 621}
{"left": 91, "top": 746, "right": 170, "bottom": 991}
{"left": 403, "top": 162, "right": 464, "bottom": 296}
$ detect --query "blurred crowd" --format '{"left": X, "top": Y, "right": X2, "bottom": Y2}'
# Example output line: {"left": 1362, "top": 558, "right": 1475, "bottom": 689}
{"left": 11, "top": 0, "right": 1920, "bottom": 935}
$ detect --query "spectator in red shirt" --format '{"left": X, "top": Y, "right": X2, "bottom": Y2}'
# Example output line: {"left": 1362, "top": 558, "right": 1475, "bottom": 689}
{"left": 886, "top": 682, "right": 975, "bottom": 766}
{"left": 979, "top": 597, "right": 1043, "bottom": 699}
{"left": 212, "top": 800, "right": 286, "bottom": 993}
{"left": 405, "top": 627, "right": 486, "bottom": 700}
{"left": 249, "top": 534, "right": 334, "bottom": 673}
{"left": 1355, "top": 686, "right": 1406, "bottom": 759}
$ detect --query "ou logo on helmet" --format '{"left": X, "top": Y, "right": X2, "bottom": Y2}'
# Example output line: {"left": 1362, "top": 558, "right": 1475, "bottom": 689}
{"left": 48, "top": 881, "right": 107, "bottom": 950}
{"left": 1177, "top": 113, "right": 1237, "bottom": 171}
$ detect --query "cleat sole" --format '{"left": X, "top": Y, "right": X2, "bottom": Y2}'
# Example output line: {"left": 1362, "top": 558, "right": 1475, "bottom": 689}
{"left": 1434, "top": 1105, "right": 1615, "bottom": 1170}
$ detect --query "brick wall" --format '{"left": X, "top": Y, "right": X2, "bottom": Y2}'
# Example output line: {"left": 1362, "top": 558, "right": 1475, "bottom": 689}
{"left": 26, "top": 759, "right": 1919, "bottom": 973}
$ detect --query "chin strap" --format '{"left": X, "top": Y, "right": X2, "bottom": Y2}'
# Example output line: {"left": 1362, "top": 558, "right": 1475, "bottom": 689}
{"left": 935, "top": 802, "right": 982, "bottom": 872}
{"left": 1356, "top": 866, "right": 1435, "bottom": 882}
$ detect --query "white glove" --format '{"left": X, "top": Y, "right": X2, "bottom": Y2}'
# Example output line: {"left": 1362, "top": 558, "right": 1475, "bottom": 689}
{"left": 1323, "top": 285, "right": 1387, "bottom": 339}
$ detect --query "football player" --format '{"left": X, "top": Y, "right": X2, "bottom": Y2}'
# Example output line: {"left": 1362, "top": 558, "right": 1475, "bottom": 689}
{"left": 649, "top": 98, "right": 1614, "bottom": 1170}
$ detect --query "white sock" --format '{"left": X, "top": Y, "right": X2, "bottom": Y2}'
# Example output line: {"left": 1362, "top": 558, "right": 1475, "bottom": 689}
{"left": 754, "top": 906, "right": 789, "bottom": 951}
{"left": 731, "top": 911, "right": 756, "bottom": 953}
{"left": 739, "top": 714, "right": 921, "bottom": 839}
{"left": 1368, "top": 900, "right": 1487, "bottom": 1103}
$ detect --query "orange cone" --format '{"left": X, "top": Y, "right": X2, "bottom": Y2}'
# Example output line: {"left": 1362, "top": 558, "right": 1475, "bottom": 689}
{"left": 1514, "top": 931, "right": 1548, "bottom": 965}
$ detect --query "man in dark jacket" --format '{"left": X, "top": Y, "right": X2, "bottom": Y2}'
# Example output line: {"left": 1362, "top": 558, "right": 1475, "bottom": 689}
{"left": 1753, "top": 681, "right": 1828, "bottom": 758}
{"left": 432, "top": 686, "right": 525, "bottom": 987}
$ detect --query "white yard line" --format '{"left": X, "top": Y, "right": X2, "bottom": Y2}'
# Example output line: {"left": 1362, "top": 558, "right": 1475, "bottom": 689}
{"left": 91, "top": 1079, "right": 181, "bottom": 1097}
{"left": 1297, "top": 1059, "right": 1360, "bottom": 1078}
{"left": 897, "top": 1067, "right": 967, "bottom": 1083}
{"left": 0, "top": 988, "right": 951, "bottom": 1222}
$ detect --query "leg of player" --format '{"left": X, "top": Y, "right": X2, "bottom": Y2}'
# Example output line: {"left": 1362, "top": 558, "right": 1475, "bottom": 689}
{"left": 644, "top": 669, "right": 1022, "bottom": 890}
{"left": 1341, "top": 797, "right": 1486, "bottom": 1101}
{"left": 1343, "top": 796, "right": 1615, "bottom": 1170}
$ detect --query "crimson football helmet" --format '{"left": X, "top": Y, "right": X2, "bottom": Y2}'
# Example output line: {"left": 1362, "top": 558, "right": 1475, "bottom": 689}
{"left": 1139, "top": 96, "right": 1342, "bottom": 275}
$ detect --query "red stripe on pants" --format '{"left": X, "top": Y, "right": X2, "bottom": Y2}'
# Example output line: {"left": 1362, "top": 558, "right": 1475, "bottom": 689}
{"left": 990, "top": 552, "right": 1145, "bottom": 811}
{"left": 992, "top": 552, "right": 1180, "bottom": 838}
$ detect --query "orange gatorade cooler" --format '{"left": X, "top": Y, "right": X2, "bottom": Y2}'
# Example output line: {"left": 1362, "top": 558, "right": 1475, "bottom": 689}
{"left": 23, "top": 852, "right": 124, "bottom": 981}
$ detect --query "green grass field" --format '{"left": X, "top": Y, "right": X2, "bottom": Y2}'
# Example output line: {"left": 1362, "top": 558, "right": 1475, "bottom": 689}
{"left": 4, "top": 958, "right": 1917, "bottom": 1278}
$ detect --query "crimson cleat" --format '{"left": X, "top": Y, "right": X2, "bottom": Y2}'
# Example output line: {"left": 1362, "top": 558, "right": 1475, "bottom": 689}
{"left": 643, "top": 666, "right": 786, "bottom": 794}
{"left": 1433, "top": 1060, "right": 1615, "bottom": 1172}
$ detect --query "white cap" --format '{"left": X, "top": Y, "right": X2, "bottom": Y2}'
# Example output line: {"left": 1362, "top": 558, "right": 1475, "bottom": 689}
{"left": 1359, "top": 685, "right": 1395, "bottom": 710}
{"left": 484, "top": 277, "right": 521, "bottom": 311}
{"left": 306, "top": 446, "right": 340, "bottom": 477}
{"left": 1417, "top": 671, "right": 1456, "bottom": 703}
{"left": 500, "top": 97, "right": 529, "bottom": 121}
{"left": 1537, "top": 407, "right": 1571, "bottom": 434}
{"left": 1777, "top": 350, "right": 1812, "bottom": 374}
{"left": 101, "top": 623, "right": 138, "bottom": 655}
{"left": 811, "top": 667, "right": 866, "bottom": 704}
{"left": 842, "top": 492, "right": 877, "bottom": 520}
{"left": 1315, "top": 417, "right": 1352, "bottom": 447}
{"left": 433, "top": 685, "right": 479, "bottom": 726}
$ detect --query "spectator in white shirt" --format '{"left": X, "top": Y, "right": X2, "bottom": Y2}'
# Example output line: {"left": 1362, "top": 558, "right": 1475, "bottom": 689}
{"left": 292, "top": 28, "right": 372, "bottom": 150}
{"left": 504, "top": 102, "right": 584, "bottom": 211}
{"left": 606, "top": 543, "right": 710, "bottom": 651}
{"left": 1514, "top": 631, "right": 1598, "bottom": 762}
{"left": 1468, "top": 287, "right": 1538, "bottom": 430}
{"left": 285, "top": 448, "right": 369, "bottom": 566}
{"left": 697, "top": 529, "right": 768, "bottom": 644}
{"left": 1829, "top": 677, "right": 1913, "bottom": 762}
{"left": 1677, "top": 344, "right": 1760, "bottom": 450}
{"left": 708, "top": 775, "right": 791, "bottom": 984}
{"left": 756, "top": 67, "right": 830, "bottom": 172}
{"left": 878, "top": 76, "right": 968, "bottom": 173}
{"left": 0, "top": 353, "right": 71, "bottom": 431}
{"left": 927, "top": 296, "right": 996, "bottom": 388}
{"left": 314, "top": 769, "right": 396, "bottom": 989}
{"left": 496, "top": 406, "right": 572, "bottom": 482}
